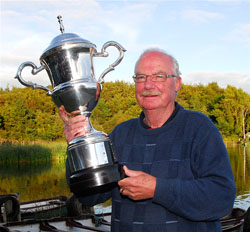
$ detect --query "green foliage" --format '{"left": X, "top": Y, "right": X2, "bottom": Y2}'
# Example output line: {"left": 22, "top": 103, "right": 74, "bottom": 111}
{"left": 0, "top": 141, "right": 67, "bottom": 164}
{"left": 0, "top": 87, "right": 64, "bottom": 141}
{"left": 0, "top": 143, "right": 51, "bottom": 163}
{"left": 91, "top": 81, "right": 141, "bottom": 134}
{"left": 0, "top": 81, "right": 249, "bottom": 141}
{"left": 177, "top": 83, "right": 250, "bottom": 138}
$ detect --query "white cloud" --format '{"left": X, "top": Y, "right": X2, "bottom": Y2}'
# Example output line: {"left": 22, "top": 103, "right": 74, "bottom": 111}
{"left": 183, "top": 9, "right": 224, "bottom": 23}
{"left": 94, "top": 2, "right": 157, "bottom": 43}
{"left": 183, "top": 71, "right": 250, "bottom": 94}
{"left": 0, "top": 0, "right": 158, "bottom": 91}
{"left": 0, "top": 64, "right": 51, "bottom": 91}
{"left": 1, "top": 0, "right": 249, "bottom": 96}
{"left": 222, "top": 23, "right": 250, "bottom": 48}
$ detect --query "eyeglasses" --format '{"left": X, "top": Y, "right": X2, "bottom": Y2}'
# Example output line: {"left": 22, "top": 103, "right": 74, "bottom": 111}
{"left": 132, "top": 73, "right": 177, "bottom": 83}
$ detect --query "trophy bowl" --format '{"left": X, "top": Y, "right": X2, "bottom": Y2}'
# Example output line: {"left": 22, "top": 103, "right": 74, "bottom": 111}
{"left": 15, "top": 16, "right": 126, "bottom": 196}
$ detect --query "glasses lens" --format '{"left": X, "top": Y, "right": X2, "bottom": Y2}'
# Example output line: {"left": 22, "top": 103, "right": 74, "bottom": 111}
{"left": 133, "top": 73, "right": 175, "bottom": 82}
{"left": 153, "top": 74, "right": 165, "bottom": 81}
{"left": 133, "top": 75, "right": 145, "bottom": 82}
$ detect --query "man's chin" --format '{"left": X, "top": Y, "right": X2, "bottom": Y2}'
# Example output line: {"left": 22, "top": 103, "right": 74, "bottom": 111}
{"left": 142, "top": 105, "right": 159, "bottom": 111}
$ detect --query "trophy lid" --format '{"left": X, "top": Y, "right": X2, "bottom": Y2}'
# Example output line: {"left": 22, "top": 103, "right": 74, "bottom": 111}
{"left": 41, "top": 16, "right": 96, "bottom": 58}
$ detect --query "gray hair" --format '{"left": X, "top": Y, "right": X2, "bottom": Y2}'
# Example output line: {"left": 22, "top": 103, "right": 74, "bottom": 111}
{"left": 134, "top": 48, "right": 182, "bottom": 76}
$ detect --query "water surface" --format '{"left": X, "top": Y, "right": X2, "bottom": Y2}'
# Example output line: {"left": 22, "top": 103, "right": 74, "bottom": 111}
{"left": 0, "top": 143, "right": 249, "bottom": 210}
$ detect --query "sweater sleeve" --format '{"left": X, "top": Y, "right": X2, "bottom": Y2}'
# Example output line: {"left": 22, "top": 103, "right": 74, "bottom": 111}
{"left": 65, "top": 159, "right": 112, "bottom": 207}
{"left": 152, "top": 125, "right": 236, "bottom": 221}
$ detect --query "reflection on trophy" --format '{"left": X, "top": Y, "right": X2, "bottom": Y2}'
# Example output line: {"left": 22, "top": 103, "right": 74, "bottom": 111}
{"left": 15, "top": 16, "right": 126, "bottom": 196}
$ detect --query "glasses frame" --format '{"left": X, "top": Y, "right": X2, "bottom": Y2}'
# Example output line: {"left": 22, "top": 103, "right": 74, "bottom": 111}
{"left": 132, "top": 73, "right": 177, "bottom": 83}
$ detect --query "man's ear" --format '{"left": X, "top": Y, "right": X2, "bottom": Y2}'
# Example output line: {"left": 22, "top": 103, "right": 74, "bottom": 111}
{"left": 175, "top": 77, "right": 182, "bottom": 92}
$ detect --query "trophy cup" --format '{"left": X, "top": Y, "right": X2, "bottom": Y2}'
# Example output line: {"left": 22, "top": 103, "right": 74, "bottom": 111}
{"left": 15, "top": 16, "right": 126, "bottom": 196}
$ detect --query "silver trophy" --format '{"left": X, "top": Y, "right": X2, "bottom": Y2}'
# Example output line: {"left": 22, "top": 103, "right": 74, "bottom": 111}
{"left": 15, "top": 16, "right": 126, "bottom": 196}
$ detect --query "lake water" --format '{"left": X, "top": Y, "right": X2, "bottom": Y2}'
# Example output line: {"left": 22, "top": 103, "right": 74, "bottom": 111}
{"left": 0, "top": 143, "right": 249, "bottom": 210}
{"left": 226, "top": 142, "right": 250, "bottom": 210}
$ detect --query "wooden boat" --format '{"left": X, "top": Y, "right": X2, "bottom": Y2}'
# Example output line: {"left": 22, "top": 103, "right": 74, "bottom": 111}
{"left": 0, "top": 213, "right": 112, "bottom": 232}
{"left": 0, "top": 194, "right": 249, "bottom": 232}
{"left": 0, "top": 194, "right": 111, "bottom": 232}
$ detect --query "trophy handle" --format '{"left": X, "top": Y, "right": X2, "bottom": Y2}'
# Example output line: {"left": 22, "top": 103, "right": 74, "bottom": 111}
{"left": 14, "top": 61, "right": 52, "bottom": 96}
{"left": 94, "top": 41, "right": 126, "bottom": 84}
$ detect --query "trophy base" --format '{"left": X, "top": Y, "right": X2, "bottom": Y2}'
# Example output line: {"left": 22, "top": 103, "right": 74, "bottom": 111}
{"left": 69, "top": 163, "right": 122, "bottom": 197}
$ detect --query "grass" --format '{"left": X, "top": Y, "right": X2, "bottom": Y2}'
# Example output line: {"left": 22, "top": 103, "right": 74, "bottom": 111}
{"left": 0, "top": 140, "right": 67, "bottom": 164}
{"left": 1, "top": 136, "right": 245, "bottom": 164}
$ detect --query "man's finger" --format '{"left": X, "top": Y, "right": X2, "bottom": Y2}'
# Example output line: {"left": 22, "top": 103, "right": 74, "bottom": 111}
{"left": 123, "top": 166, "right": 141, "bottom": 177}
{"left": 59, "top": 106, "right": 70, "bottom": 123}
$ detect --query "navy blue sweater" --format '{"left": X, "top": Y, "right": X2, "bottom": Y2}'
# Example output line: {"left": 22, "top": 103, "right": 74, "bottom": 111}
{"left": 69, "top": 103, "right": 236, "bottom": 232}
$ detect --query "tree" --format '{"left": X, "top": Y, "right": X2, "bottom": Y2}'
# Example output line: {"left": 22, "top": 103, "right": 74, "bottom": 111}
{"left": 0, "top": 81, "right": 249, "bottom": 141}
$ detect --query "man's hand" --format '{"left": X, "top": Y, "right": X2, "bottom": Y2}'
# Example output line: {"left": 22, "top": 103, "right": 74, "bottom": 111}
{"left": 59, "top": 106, "right": 88, "bottom": 144}
{"left": 118, "top": 166, "right": 156, "bottom": 201}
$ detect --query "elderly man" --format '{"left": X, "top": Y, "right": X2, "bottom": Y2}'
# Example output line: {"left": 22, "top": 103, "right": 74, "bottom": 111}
{"left": 59, "top": 49, "right": 236, "bottom": 232}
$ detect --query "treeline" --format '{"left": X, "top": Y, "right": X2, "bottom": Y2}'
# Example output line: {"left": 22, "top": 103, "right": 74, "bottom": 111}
{"left": 0, "top": 81, "right": 249, "bottom": 141}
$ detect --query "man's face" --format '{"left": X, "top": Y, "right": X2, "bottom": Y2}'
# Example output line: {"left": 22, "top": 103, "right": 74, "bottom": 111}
{"left": 135, "top": 51, "right": 182, "bottom": 111}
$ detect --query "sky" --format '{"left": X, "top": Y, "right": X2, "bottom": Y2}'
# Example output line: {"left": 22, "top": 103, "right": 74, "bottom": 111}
{"left": 0, "top": 0, "right": 250, "bottom": 94}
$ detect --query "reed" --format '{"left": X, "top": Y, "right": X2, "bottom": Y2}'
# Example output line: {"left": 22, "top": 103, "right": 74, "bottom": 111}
{"left": 0, "top": 140, "right": 67, "bottom": 164}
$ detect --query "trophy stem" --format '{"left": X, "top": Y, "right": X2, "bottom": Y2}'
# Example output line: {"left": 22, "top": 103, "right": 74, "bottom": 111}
{"left": 69, "top": 110, "right": 95, "bottom": 135}
{"left": 82, "top": 115, "right": 95, "bottom": 135}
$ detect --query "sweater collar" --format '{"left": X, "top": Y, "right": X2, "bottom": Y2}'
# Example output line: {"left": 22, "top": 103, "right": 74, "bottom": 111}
{"left": 140, "top": 102, "right": 180, "bottom": 129}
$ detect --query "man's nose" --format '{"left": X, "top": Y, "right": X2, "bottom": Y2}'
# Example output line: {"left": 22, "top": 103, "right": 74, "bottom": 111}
{"left": 144, "top": 75, "right": 155, "bottom": 88}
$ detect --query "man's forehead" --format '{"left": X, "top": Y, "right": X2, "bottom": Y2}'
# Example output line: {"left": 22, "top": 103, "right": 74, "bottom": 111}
{"left": 140, "top": 51, "right": 172, "bottom": 64}
{"left": 136, "top": 52, "right": 173, "bottom": 71}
